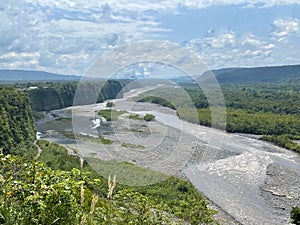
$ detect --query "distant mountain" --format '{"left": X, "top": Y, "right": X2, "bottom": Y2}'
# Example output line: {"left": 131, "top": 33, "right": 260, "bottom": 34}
{"left": 0, "top": 70, "right": 81, "bottom": 82}
{"left": 207, "top": 64, "right": 300, "bottom": 84}
{"left": 2, "top": 64, "right": 300, "bottom": 84}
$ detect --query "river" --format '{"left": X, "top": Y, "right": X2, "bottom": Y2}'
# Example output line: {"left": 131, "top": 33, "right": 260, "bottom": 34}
{"left": 38, "top": 86, "right": 300, "bottom": 225}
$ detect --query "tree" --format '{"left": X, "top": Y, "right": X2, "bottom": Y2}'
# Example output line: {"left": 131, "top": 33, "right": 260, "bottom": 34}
{"left": 106, "top": 101, "right": 114, "bottom": 107}
{"left": 144, "top": 114, "right": 155, "bottom": 122}
{"left": 291, "top": 206, "right": 300, "bottom": 225}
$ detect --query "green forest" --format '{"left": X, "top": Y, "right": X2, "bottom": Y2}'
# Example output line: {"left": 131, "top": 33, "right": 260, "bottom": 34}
{"left": 136, "top": 81, "right": 300, "bottom": 154}
{"left": 0, "top": 87, "right": 36, "bottom": 156}
{"left": 19, "top": 80, "right": 125, "bottom": 111}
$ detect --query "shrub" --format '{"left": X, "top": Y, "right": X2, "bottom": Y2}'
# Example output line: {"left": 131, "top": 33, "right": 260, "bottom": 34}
{"left": 106, "top": 101, "right": 114, "bottom": 107}
{"left": 144, "top": 114, "right": 155, "bottom": 122}
{"left": 291, "top": 206, "right": 300, "bottom": 225}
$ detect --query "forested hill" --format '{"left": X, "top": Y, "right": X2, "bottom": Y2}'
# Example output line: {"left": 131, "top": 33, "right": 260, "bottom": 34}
{"left": 0, "top": 87, "right": 36, "bottom": 156}
{"left": 0, "top": 70, "right": 80, "bottom": 82}
{"left": 203, "top": 64, "right": 300, "bottom": 83}
{"left": 27, "top": 80, "right": 124, "bottom": 111}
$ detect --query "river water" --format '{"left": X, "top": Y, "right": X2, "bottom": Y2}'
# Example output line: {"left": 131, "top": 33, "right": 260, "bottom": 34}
{"left": 118, "top": 86, "right": 300, "bottom": 225}
{"left": 39, "top": 86, "right": 300, "bottom": 225}
{"left": 117, "top": 100, "right": 300, "bottom": 225}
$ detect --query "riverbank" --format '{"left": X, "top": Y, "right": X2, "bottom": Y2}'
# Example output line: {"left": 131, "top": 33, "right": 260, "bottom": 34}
{"left": 36, "top": 87, "right": 300, "bottom": 225}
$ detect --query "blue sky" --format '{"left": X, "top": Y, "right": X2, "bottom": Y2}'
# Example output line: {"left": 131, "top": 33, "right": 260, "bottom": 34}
{"left": 1, "top": 1, "right": 300, "bottom": 75}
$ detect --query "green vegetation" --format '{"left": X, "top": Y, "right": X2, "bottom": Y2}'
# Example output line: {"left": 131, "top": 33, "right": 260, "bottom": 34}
{"left": 99, "top": 136, "right": 114, "bottom": 145}
{"left": 40, "top": 117, "right": 72, "bottom": 131}
{"left": 98, "top": 109, "right": 127, "bottom": 121}
{"left": 106, "top": 101, "right": 114, "bottom": 107}
{"left": 37, "top": 139, "right": 82, "bottom": 171}
{"left": 26, "top": 80, "right": 124, "bottom": 111}
{"left": 138, "top": 96, "right": 175, "bottom": 109}
{"left": 60, "top": 130, "right": 113, "bottom": 145}
{"left": 86, "top": 158, "right": 167, "bottom": 186}
{"left": 143, "top": 114, "right": 155, "bottom": 122}
{"left": 0, "top": 154, "right": 98, "bottom": 225}
{"left": 32, "top": 110, "right": 45, "bottom": 120}
{"left": 128, "top": 113, "right": 143, "bottom": 120}
{"left": 135, "top": 177, "right": 217, "bottom": 225}
{"left": 136, "top": 83, "right": 300, "bottom": 153}
{"left": 211, "top": 64, "right": 300, "bottom": 84}
{"left": 0, "top": 87, "right": 36, "bottom": 156}
{"left": 121, "top": 142, "right": 145, "bottom": 149}
{"left": 291, "top": 206, "right": 300, "bottom": 225}
{"left": 261, "top": 135, "right": 300, "bottom": 153}
{"left": 128, "top": 113, "right": 155, "bottom": 122}
{"left": 0, "top": 147, "right": 217, "bottom": 224}
{"left": 126, "top": 125, "right": 150, "bottom": 134}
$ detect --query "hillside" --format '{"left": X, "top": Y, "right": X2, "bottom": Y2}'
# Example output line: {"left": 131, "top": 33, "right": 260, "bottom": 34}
{"left": 0, "top": 87, "right": 36, "bottom": 156}
{"left": 0, "top": 70, "right": 80, "bottom": 82}
{"left": 210, "top": 64, "right": 300, "bottom": 83}
{"left": 2, "top": 64, "right": 300, "bottom": 84}
{"left": 0, "top": 85, "right": 217, "bottom": 225}
{"left": 27, "top": 80, "right": 124, "bottom": 111}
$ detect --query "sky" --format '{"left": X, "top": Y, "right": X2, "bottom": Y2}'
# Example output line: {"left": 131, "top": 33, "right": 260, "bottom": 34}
{"left": 1, "top": 0, "right": 300, "bottom": 76}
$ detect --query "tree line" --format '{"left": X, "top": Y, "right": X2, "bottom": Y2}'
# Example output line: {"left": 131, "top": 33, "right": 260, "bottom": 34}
{"left": 25, "top": 80, "right": 124, "bottom": 111}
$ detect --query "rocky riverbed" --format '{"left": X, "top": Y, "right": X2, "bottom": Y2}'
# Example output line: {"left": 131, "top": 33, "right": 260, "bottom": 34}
{"left": 36, "top": 87, "right": 300, "bottom": 225}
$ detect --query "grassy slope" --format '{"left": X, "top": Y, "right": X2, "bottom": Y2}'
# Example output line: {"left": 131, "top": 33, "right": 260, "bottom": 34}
{"left": 36, "top": 140, "right": 218, "bottom": 224}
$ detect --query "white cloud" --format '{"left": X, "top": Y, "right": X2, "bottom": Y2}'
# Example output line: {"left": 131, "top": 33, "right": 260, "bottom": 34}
{"left": 0, "top": 0, "right": 174, "bottom": 74}
{"left": 21, "top": 0, "right": 300, "bottom": 16}
{"left": 178, "top": 0, "right": 300, "bottom": 10}
{"left": 241, "top": 35, "right": 262, "bottom": 47}
{"left": 262, "top": 43, "right": 275, "bottom": 50}
{"left": 186, "top": 31, "right": 278, "bottom": 69}
{"left": 272, "top": 19, "right": 299, "bottom": 38}
{"left": 188, "top": 31, "right": 236, "bottom": 51}
{"left": 0, "top": 52, "right": 40, "bottom": 60}
{"left": 1, "top": 1, "right": 300, "bottom": 74}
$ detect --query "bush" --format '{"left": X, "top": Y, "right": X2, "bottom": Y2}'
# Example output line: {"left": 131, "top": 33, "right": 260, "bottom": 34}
{"left": 98, "top": 109, "right": 127, "bottom": 121}
{"left": 106, "top": 101, "right": 114, "bottom": 107}
{"left": 129, "top": 114, "right": 142, "bottom": 120}
{"left": 291, "top": 206, "right": 300, "bottom": 225}
{"left": 144, "top": 114, "right": 155, "bottom": 122}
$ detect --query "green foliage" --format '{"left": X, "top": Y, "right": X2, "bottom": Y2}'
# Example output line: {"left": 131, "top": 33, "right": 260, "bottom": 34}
{"left": 121, "top": 142, "right": 145, "bottom": 149}
{"left": 39, "top": 117, "right": 73, "bottom": 131}
{"left": 136, "top": 83, "right": 300, "bottom": 153}
{"left": 213, "top": 64, "right": 300, "bottom": 84}
{"left": 27, "top": 80, "right": 123, "bottom": 111}
{"left": 132, "top": 87, "right": 195, "bottom": 109}
{"left": 31, "top": 110, "right": 45, "bottom": 120}
{"left": 0, "top": 87, "right": 36, "bottom": 156}
{"left": 37, "top": 139, "right": 82, "bottom": 171}
{"left": 0, "top": 153, "right": 99, "bottom": 225}
{"left": 143, "top": 114, "right": 155, "bottom": 122}
{"left": 221, "top": 83, "right": 300, "bottom": 115}
{"left": 0, "top": 152, "right": 217, "bottom": 225}
{"left": 98, "top": 109, "right": 127, "bottom": 121}
{"left": 60, "top": 130, "right": 114, "bottom": 145}
{"left": 86, "top": 158, "right": 168, "bottom": 187}
{"left": 138, "top": 96, "right": 176, "bottom": 109}
{"left": 99, "top": 136, "right": 114, "bottom": 145}
{"left": 291, "top": 206, "right": 300, "bottom": 225}
{"left": 128, "top": 113, "right": 143, "bottom": 120}
{"left": 106, "top": 101, "right": 114, "bottom": 107}
{"left": 134, "top": 176, "right": 217, "bottom": 225}
{"left": 261, "top": 135, "right": 300, "bottom": 153}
